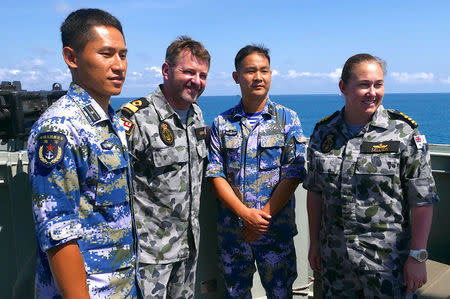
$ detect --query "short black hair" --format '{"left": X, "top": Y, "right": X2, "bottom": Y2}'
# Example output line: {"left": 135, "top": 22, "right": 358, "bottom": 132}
{"left": 61, "top": 8, "right": 124, "bottom": 52}
{"left": 234, "top": 44, "right": 270, "bottom": 71}
{"left": 341, "top": 53, "right": 386, "bottom": 83}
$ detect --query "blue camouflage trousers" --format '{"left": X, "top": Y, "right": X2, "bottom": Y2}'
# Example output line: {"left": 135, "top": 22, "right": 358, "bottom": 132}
{"left": 218, "top": 233, "right": 297, "bottom": 299}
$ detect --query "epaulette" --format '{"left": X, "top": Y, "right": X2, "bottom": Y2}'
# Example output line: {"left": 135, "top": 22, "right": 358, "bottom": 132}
{"left": 388, "top": 110, "right": 418, "bottom": 128}
{"left": 315, "top": 111, "right": 339, "bottom": 126}
{"left": 119, "top": 97, "right": 150, "bottom": 118}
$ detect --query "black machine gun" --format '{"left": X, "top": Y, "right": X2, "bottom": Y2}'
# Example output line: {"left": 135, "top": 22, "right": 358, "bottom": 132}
{"left": 0, "top": 81, "right": 67, "bottom": 149}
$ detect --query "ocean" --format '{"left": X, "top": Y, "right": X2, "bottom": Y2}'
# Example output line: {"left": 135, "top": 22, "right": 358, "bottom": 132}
{"left": 111, "top": 93, "right": 450, "bottom": 145}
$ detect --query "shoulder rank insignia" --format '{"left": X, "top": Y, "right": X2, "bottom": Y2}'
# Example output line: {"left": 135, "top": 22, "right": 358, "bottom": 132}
{"left": 321, "top": 134, "right": 335, "bottom": 153}
{"left": 388, "top": 110, "right": 418, "bottom": 128}
{"left": 316, "top": 111, "right": 339, "bottom": 126}
{"left": 361, "top": 141, "right": 400, "bottom": 153}
{"left": 37, "top": 132, "right": 67, "bottom": 168}
{"left": 120, "top": 97, "right": 150, "bottom": 118}
{"left": 120, "top": 118, "right": 136, "bottom": 136}
{"left": 159, "top": 121, "right": 175, "bottom": 146}
{"left": 83, "top": 104, "right": 101, "bottom": 123}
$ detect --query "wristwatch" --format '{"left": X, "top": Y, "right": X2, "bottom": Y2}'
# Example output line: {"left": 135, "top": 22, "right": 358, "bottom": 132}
{"left": 409, "top": 249, "right": 428, "bottom": 262}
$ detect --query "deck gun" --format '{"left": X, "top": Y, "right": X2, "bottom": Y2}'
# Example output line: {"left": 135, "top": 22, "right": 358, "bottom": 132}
{"left": 0, "top": 81, "right": 66, "bottom": 150}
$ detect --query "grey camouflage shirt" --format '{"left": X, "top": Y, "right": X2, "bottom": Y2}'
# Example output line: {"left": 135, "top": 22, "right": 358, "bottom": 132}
{"left": 303, "top": 105, "right": 439, "bottom": 270}
{"left": 117, "top": 85, "right": 208, "bottom": 264}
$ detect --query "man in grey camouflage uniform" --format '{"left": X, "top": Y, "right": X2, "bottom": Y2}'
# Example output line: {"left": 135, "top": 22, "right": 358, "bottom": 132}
{"left": 117, "top": 36, "right": 210, "bottom": 299}
{"left": 28, "top": 9, "right": 141, "bottom": 298}
{"left": 304, "top": 54, "right": 439, "bottom": 298}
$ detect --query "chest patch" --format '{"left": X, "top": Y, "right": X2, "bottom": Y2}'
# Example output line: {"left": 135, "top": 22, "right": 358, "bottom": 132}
{"left": 321, "top": 134, "right": 335, "bottom": 153}
{"left": 361, "top": 141, "right": 400, "bottom": 153}
{"left": 159, "top": 121, "right": 175, "bottom": 146}
{"left": 37, "top": 132, "right": 67, "bottom": 168}
{"left": 195, "top": 127, "right": 207, "bottom": 141}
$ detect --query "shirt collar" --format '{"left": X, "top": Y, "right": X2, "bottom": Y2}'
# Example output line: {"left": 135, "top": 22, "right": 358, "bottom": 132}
{"left": 333, "top": 105, "right": 389, "bottom": 130}
{"left": 231, "top": 97, "right": 276, "bottom": 120}
{"left": 67, "top": 82, "right": 110, "bottom": 125}
{"left": 152, "top": 84, "right": 196, "bottom": 122}
{"left": 368, "top": 105, "right": 389, "bottom": 129}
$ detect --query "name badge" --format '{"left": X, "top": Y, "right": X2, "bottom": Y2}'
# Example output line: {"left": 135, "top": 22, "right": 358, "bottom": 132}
{"left": 361, "top": 141, "right": 400, "bottom": 153}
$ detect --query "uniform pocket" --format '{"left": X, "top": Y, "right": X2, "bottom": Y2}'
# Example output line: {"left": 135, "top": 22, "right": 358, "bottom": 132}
{"left": 259, "top": 134, "right": 284, "bottom": 170}
{"left": 152, "top": 146, "right": 188, "bottom": 168}
{"left": 96, "top": 151, "right": 129, "bottom": 206}
{"left": 224, "top": 135, "right": 241, "bottom": 170}
{"left": 355, "top": 154, "right": 398, "bottom": 175}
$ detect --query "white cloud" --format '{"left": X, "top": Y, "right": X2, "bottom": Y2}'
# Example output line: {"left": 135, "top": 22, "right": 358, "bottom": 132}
{"left": 144, "top": 66, "right": 162, "bottom": 77}
{"left": 440, "top": 76, "right": 450, "bottom": 84}
{"left": 390, "top": 72, "right": 434, "bottom": 83}
{"left": 272, "top": 69, "right": 280, "bottom": 76}
{"left": 284, "top": 68, "right": 342, "bottom": 81}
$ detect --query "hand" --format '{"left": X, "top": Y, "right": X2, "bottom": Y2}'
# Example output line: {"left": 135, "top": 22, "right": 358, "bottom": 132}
{"left": 308, "top": 243, "right": 321, "bottom": 272}
{"left": 404, "top": 256, "right": 427, "bottom": 292}
{"left": 242, "top": 226, "right": 263, "bottom": 243}
{"left": 241, "top": 208, "right": 271, "bottom": 233}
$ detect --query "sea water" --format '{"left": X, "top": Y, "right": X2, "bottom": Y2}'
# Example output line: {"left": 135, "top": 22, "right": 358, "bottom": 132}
{"left": 111, "top": 93, "right": 450, "bottom": 144}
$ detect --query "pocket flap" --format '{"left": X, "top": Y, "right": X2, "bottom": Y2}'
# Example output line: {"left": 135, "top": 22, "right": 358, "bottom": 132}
{"left": 98, "top": 150, "right": 128, "bottom": 171}
{"left": 152, "top": 146, "right": 188, "bottom": 167}
{"left": 260, "top": 134, "right": 285, "bottom": 148}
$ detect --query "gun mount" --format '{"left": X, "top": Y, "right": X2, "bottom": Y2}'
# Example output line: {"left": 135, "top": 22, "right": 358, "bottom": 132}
{"left": 0, "top": 81, "right": 66, "bottom": 150}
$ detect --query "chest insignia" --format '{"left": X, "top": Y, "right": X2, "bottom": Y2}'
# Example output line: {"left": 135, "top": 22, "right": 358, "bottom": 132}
{"left": 159, "top": 121, "right": 175, "bottom": 146}
{"left": 37, "top": 132, "right": 67, "bottom": 168}
{"left": 361, "top": 141, "right": 400, "bottom": 153}
{"left": 225, "top": 129, "right": 238, "bottom": 136}
{"left": 120, "top": 118, "right": 136, "bottom": 135}
{"left": 195, "top": 127, "right": 207, "bottom": 141}
{"left": 321, "top": 134, "right": 335, "bottom": 153}
{"left": 101, "top": 140, "right": 114, "bottom": 150}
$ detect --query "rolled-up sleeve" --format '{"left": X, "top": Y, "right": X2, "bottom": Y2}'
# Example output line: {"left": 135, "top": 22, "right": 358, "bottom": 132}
{"left": 28, "top": 121, "right": 83, "bottom": 252}
{"left": 402, "top": 129, "right": 440, "bottom": 207}
{"left": 206, "top": 118, "right": 226, "bottom": 179}
{"left": 280, "top": 111, "right": 306, "bottom": 180}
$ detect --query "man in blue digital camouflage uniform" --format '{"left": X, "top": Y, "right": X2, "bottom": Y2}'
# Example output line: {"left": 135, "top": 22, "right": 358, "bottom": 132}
{"left": 27, "top": 9, "right": 140, "bottom": 298}
{"left": 206, "top": 45, "right": 306, "bottom": 298}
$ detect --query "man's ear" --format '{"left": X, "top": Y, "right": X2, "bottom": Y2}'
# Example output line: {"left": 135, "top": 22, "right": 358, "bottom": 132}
{"left": 63, "top": 46, "right": 78, "bottom": 69}
{"left": 232, "top": 71, "right": 239, "bottom": 84}
{"left": 338, "top": 80, "right": 346, "bottom": 95}
{"left": 162, "top": 62, "right": 170, "bottom": 81}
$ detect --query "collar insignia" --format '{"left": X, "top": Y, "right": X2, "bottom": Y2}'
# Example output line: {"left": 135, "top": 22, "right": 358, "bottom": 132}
{"left": 83, "top": 104, "right": 101, "bottom": 122}
{"left": 321, "top": 134, "right": 335, "bottom": 153}
{"left": 159, "top": 121, "right": 175, "bottom": 146}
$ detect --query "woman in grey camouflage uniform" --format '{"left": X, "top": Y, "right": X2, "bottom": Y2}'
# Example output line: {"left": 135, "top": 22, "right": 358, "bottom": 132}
{"left": 303, "top": 54, "right": 439, "bottom": 298}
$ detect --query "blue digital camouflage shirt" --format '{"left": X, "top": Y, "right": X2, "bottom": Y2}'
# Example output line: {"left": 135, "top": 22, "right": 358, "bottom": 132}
{"left": 27, "top": 83, "right": 140, "bottom": 298}
{"left": 206, "top": 98, "right": 306, "bottom": 240}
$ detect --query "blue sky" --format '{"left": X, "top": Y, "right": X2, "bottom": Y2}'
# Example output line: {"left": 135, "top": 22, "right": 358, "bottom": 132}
{"left": 1, "top": 0, "right": 450, "bottom": 97}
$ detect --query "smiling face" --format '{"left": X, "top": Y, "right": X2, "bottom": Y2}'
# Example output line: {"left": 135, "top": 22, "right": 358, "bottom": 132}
{"left": 339, "top": 61, "right": 385, "bottom": 125}
{"left": 162, "top": 49, "right": 209, "bottom": 110}
{"left": 64, "top": 25, "right": 127, "bottom": 103}
{"left": 233, "top": 52, "right": 272, "bottom": 111}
